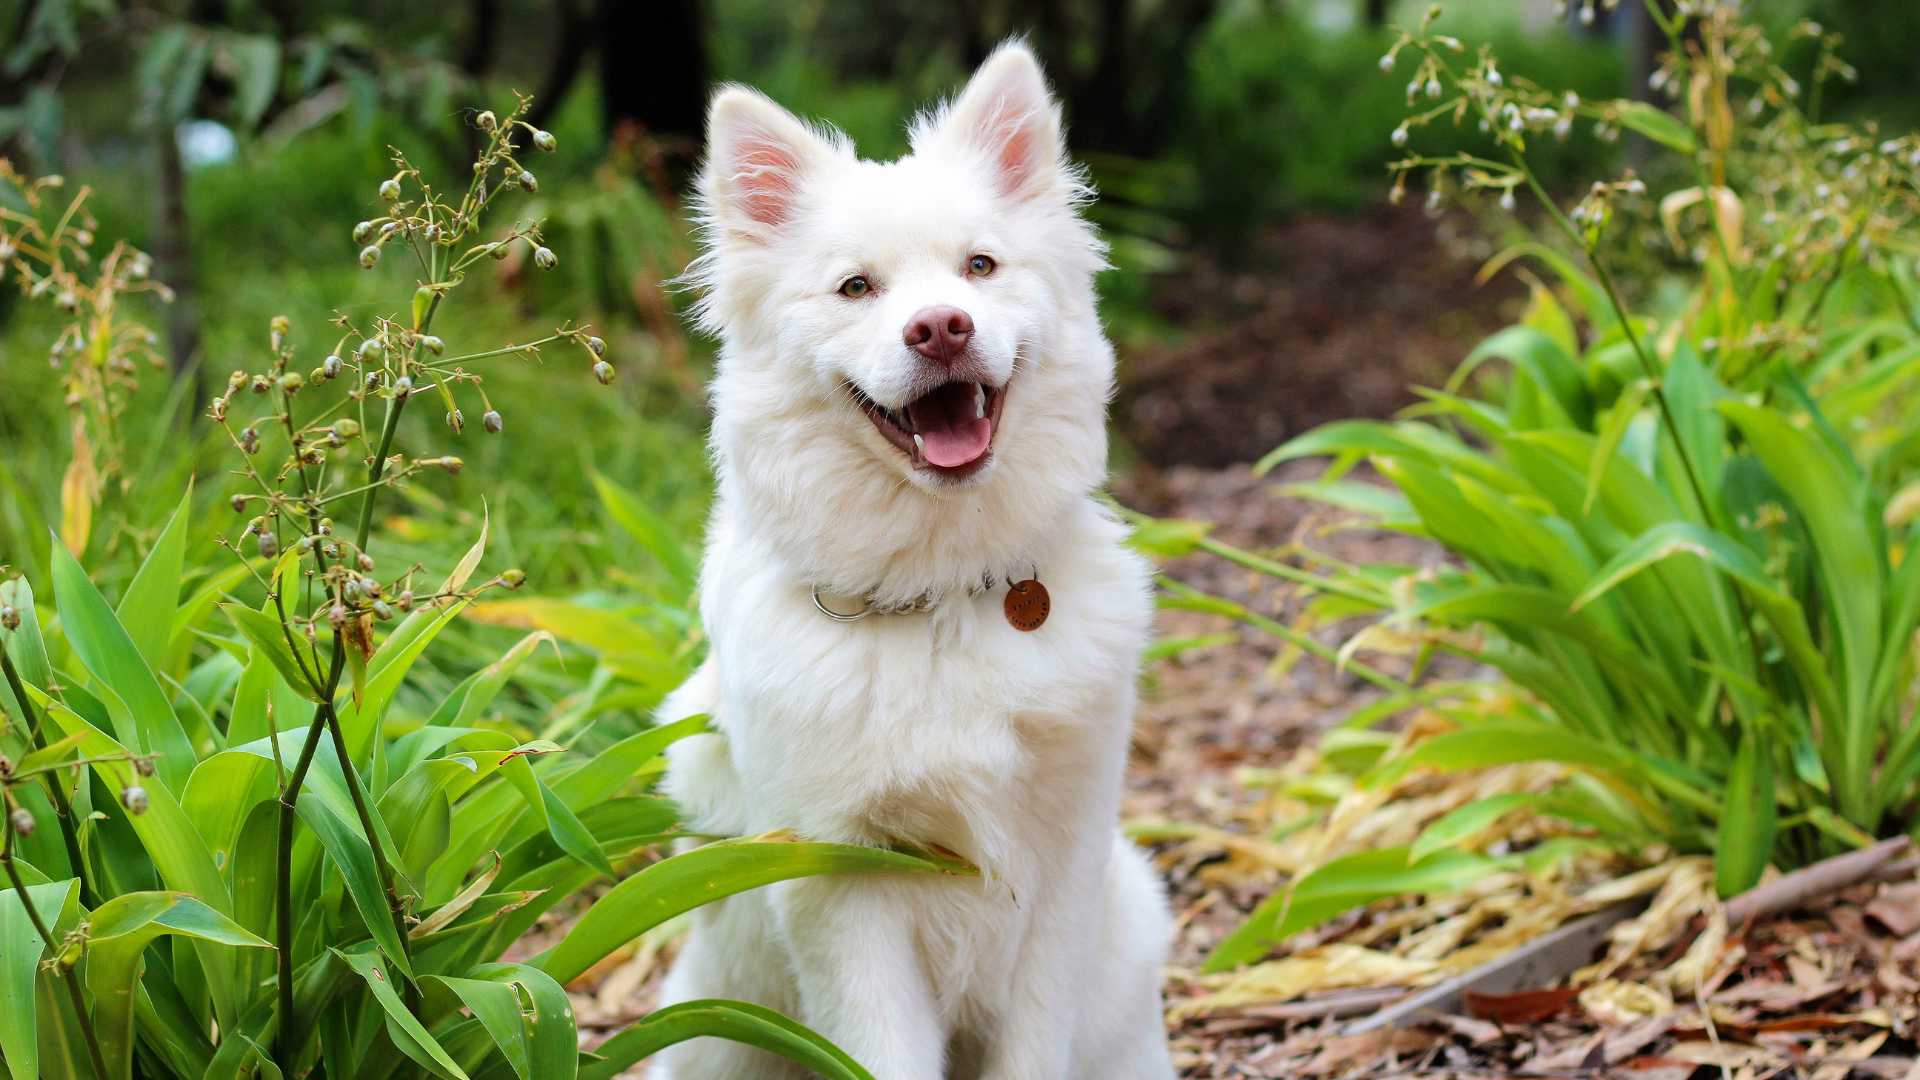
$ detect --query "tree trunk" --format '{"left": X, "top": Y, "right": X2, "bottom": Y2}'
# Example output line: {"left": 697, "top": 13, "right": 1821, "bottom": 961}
{"left": 152, "top": 126, "right": 201, "bottom": 378}
{"left": 596, "top": 0, "right": 707, "bottom": 182}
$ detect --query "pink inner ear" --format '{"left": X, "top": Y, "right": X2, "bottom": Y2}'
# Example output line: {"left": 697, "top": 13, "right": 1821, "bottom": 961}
{"left": 731, "top": 135, "right": 801, "bottom": 227}
{"left": 974, "top": 92, "right": 1044, "bottom": 198}
{"left": 995, "top": 116, "right": 1037, "bottom": 195}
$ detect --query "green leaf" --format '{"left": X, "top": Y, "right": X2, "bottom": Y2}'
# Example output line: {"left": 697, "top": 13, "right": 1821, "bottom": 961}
{"left": 28, "top": 688, "right": 229, "bottom": 908}
{"left": 582, "top": 999, "right": 874, "bottom": 1080}
{"left": 1585, "top": 380, "right": 1651, "bottom": 512}
{"left": 50, "top": 538, "right": 198, "bottom": 793}
{"left": 222, "top": 602, "right": 322, "bottom": 702}
{"left": 0, "top": 577, "right": 52, "bottom": 694}
{"left": 1719, "top": 401, "right": 1881, "bottom": 817}
{"left": 298, "top": 789, "right": 412, "bottom": 980}
{"left": 222, "top": 33, "right": 280, "bottom": 129}
{"left": 334, "top": 945, "right": 469, "bottom": 1080}
{"left": 1370, "top": 722, "right": 1646, "bottom": 786}
{"left": 428, "top": 977, "right": 529, "bottom": 1079}
{"left": 116, "top": 485, "right": 192, "bottom": 674}
{"left": 336, "top": 599, "right": 471, "bottom": 758}
{"left": 593, "top": 472, "right": 697, "bottom": 596}
{"left": 535, "top": 836, "right": 975, "bottom": 984}
{"left": 1125, "top": 517, "right": 1214, "bottom": 559}
{"left": 500, "top": 762, "right": 615, "bottom": 881}
{"left": 1612, "top": 100, "right": 1697, "bottom": 153}
{"left": 1715, "top": 727, "right": 1776, "bottom": 897}
{"left": 0, "top": 879, "right": 77, "bottom": 1080}
{"left": 1450, "top": 325, "right": 1589, "bottom": 429}
{"left": 84, "top": 892, "right": 271, "bottom": 1080}
{"left": 462, "top": 960, "right": 576, "bottom": 1080}
{"left": 1204, "top": 848, "right": 1503, "bottom": 972}
{"left": 1410, "top": 793, "right": 1541, "bottom": 863}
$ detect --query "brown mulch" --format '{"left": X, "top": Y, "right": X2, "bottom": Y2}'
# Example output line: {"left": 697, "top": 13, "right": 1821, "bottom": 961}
{"left": 1114, "top": 205, "right": 1521, "bottom": 470}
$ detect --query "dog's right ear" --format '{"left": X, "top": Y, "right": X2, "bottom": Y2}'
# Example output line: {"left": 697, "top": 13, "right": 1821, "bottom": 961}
{"left": 701, "top": 87, "right": 829, "bottom": 238}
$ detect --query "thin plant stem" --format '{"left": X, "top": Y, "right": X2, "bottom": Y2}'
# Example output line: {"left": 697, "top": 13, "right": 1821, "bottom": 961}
{"left": 2, "top": 806, "right": 109, "bottom": 1080}
{"left": 1512, "top": 159, "right": 1715, "bottom": 518}
{"left": 324, "top": 706, "right": 412, "bottom": 954}
{"left": 274, "top": 693, "right": 334, "bottom": 1065}
{"left": 0, "top": 650, "right": 93, "bottom": 907}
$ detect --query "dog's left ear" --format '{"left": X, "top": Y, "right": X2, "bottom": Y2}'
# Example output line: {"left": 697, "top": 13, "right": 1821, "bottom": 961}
{"left": 929, "top": 41, "right": 1066, "bottom": 203}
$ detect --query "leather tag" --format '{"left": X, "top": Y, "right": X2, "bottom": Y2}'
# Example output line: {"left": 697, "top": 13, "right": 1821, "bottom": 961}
{"left": 1003, "top": 578, "right": 1050, "bottom": 632}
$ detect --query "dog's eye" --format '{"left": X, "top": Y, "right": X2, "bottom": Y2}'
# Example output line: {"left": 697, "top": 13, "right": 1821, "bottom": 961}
{"left": 967, "top": 254, "right": 996, "bottom": 277}
{"left": 838, "top": 275, "right": 871, "bottom": 299}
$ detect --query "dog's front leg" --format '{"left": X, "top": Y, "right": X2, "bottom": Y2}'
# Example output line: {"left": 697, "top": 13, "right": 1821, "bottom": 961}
{"left": 775, "top": 876, "right": 947, "bottom": 1079}
{"left": 978, "top": 834, "right": 1106, "bottom": 1079}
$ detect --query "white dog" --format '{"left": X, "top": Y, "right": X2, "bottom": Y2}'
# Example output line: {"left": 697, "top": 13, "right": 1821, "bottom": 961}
{"left": 655, "top": 41, "right": 1176, "bottom": 1080}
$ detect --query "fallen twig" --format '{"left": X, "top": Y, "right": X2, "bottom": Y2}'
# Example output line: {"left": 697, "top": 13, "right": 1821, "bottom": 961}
{"left": 1724, "top": 837, "right": 1915, "bottom": 926}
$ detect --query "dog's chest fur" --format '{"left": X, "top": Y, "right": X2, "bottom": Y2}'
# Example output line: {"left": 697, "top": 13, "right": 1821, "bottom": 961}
{"left": 689, "top": 500, "right": 1151, "bottom": 871}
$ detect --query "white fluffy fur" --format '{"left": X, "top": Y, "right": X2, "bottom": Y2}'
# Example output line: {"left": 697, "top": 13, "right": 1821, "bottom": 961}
{"left": 656, "top": 42, "right": 1176, "bottom": 1079}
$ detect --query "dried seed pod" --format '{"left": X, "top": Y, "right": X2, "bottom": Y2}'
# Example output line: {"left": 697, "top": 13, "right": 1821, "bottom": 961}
{"left": 250, "top": 375, "right": 272, "bottom": 394}
{"left": 516, "top": 170, "right": 538, "bottom": 193}
{"left": 586, "top": 335, "right": 607, "bottom": 357}
{"left": 446, "top": 409, "right": 464, "bottom": 433}
{"left": 359, "top": 245, "right": 382, "bottom": 269}
{"left": 356, "top": 552, "right": 375, "bottom": 572}
{"left": 257, "top": 531, "right": 279, "bottom": 559}
{"left": 353, "top": 220, "right": 376, "bottom": 244}
{"left": 482, "top": 409, "right": 503, "bottom": 434}
{"left": 322, "top": 354, "right": 342, "bottom": 379}
{"left": 240, "top": 427, "right": 260, "bottom": 454}
{"left": 477, "top": 110, "right": 498, "bottom": 132}
{"left": 0, "top": 604, "right": 18, "bottom": 631}
{"left": 396, "top": 589, "right": 415, "bottom": 611}
{"left": 532, "top": 129, "right": 557, "bottom": 152}
{"left": 230, "top": 494, "right": 248, "bottom": 513}
{"left": 121, "top": 786, "right": 149, "bottom": 815}
{"left": 133, "top": 756, "right": 155, "bottom": 778}
{"left": 373, "top": 600, "right": 395, "bottom": 620}
{"left": 533, "top": 246, "right": 557, "bottom": 270}
{"left": 209, "top": 396, "right": 228, "bottom": 421}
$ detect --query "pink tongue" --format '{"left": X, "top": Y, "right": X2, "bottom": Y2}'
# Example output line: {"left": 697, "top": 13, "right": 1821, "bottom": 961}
{"left": 907, "top": 383, "right": 991, "bottom": 468}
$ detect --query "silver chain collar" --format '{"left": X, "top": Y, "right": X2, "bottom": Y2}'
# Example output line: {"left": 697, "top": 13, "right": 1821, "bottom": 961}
{"left": 809, "top": 569, "right": 1010, "bottom": 622}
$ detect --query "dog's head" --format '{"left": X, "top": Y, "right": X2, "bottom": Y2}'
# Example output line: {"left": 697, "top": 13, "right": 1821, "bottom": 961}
{"left": 688, "top": 42, "right": 1112, "bottom": 594}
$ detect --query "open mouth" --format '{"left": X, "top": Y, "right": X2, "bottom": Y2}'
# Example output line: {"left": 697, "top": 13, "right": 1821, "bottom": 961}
{"left": 854, "top": 379, "right": 1008, "bottom": 477}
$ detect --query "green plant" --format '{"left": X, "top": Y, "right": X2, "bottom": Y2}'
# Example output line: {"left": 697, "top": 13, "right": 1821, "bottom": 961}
{"left": 1141, "top": 2, "right": 1920, "bottom": 974}
{"left": 0, "top": 100, "right": 966, "bottom": 1080}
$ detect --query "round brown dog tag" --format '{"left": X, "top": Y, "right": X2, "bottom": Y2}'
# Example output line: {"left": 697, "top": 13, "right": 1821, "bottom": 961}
{"left": 1003, "top": 578, "right": 1050, "bottom": 632}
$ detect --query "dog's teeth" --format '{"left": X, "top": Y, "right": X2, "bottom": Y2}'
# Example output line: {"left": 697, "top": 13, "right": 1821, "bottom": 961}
{"left": 973, "top": 384, "right": 986, "bottom": 420}
{"left": 912, "top": 433, "right": 925, "bottom": 456}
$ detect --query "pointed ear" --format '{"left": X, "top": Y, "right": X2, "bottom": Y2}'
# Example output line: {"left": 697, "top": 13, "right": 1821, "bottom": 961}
{"left": 701, "top": 86, "right": 831, "bottom": 235}
{"left": 932, "top": 41, "right": 1066, "bottom": 201}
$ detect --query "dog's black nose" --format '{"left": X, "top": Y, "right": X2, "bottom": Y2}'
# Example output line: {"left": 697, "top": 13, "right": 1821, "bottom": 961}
{"left": 904, "top": 306, "right": 974, "bottom": 364}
